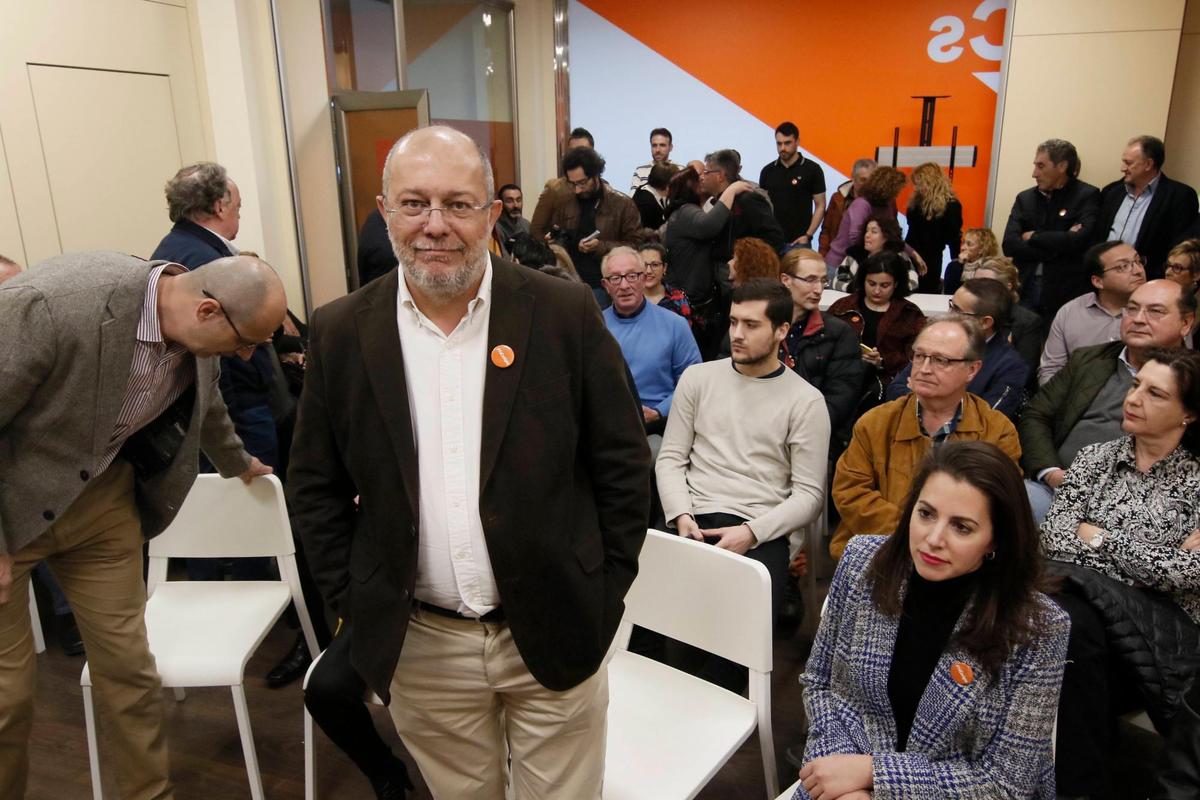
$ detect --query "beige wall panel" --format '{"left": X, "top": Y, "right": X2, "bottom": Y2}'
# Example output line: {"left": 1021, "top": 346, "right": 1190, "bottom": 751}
{"left": 276, "top": 1, "right": 349, "bottom": 309}
{"left": 0, "top": 0, "right": 205, "bottom": 265}
{"left": 1166, "top": 28, "right": 1200, "bottom": 191}
{"left": 0, "top": 128, "right": 26, "bottom": 267}
{"left": 1012, "top": 0, "right": 1184, "bottom": 36}
{"left": 28, "top": 66, "right": 182, "bottom": 257}
{"left": 991, "top": 29, "right": 1180, "bottom": 233}
{"left": 513, "top": 0, "right": 558, "bottom": 195}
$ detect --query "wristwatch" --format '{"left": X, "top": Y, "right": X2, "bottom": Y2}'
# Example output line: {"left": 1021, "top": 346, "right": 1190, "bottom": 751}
{"left": 1087, "top": 531, "right": 1106, "bottom": 551}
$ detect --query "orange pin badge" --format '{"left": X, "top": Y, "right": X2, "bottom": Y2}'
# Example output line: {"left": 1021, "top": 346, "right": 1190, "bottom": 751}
{"left": 491, "top": 344, "right": 515, "bottom": 369}
{"left": 950, "top": 661, "right": 975, "bottom": 686}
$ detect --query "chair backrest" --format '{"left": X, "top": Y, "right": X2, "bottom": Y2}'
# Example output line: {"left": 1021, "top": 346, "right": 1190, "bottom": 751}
{"left": 621, "top": 528, "right": 773, "bottom": 673}
{"left": 148, "top": 474, "right": 295, "bottom": 560}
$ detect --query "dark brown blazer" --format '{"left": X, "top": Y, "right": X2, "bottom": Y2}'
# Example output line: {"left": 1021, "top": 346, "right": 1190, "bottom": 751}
{"left": 287, "top": 258, "right": 651, "bottom": 699}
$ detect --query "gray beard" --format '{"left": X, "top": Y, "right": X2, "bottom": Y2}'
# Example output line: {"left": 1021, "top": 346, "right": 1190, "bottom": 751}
{"left": 392, "top": 240, "right": 488, "bottom": 299}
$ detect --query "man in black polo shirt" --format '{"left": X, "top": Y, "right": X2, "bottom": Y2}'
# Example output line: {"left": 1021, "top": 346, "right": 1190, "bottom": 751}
{"left": 759, "top": 121, "right": 826, "bottom": 248}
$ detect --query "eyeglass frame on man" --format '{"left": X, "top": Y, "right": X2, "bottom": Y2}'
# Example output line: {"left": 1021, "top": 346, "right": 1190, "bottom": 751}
{"left": 911, "top": 350, "right": 976, "bottom": 370}
{"left": 201, "top": 289, "right": 266, "bottom": 353}
{"left": 947, "top": 297, "right": 980, "bottom": 317}
{"left": 381, "top": 199, "right": 493, "bottom": 220}
{"left": 602, "top": 271, "right": 647, "bottom": 286}
{"left": 1102, "top": 254, "right": 1146, "bottom": 274}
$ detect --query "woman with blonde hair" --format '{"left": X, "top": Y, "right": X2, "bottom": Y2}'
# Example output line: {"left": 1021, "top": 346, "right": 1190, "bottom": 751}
{"left": 943, "top": 226, "right": 1000, "bottom": 294}
{"left": 906, "top": 162, "right": 963, "bottom": 293}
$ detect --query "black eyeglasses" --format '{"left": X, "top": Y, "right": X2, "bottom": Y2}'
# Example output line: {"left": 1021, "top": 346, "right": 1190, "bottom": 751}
{"left": 947, "top": 298, "right": 979, "bottom": 316}
{"left": 202, "top": 289, "right": 262, "bottom": 353}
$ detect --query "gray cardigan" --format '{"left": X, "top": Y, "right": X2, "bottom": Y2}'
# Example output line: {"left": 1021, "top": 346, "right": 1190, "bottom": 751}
{"left": 0, "top": 251, "right": 250, "bottom": 554}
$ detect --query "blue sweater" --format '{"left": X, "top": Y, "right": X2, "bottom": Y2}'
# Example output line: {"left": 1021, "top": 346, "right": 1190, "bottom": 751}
{"left": 603, "top": 300, "right": 701, "bottom": 418}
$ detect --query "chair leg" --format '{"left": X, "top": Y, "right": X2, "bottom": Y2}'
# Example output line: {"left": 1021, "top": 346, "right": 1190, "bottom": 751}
{"left": 305, "top": 706, "right": 316, "bottom": 800}
{"left": 29, "top": 589, "right": 45, "bottom": 655}
{"left": 231, "top": 685, "right": 266, "bottom": 800}
{"left": 82, "top": 683, "right": 104, "bottom": 800}
{"left": 752, "top": 671, "right": 780, "bottom": 799}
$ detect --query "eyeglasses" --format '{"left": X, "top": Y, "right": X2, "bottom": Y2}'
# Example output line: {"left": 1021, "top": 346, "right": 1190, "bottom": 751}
{"left": 602, "top": 272, "right": 646, "bottom": 286}
{"left": 1123, "top": 302, "right": 1173, "bottom": 321}
{"left": 947, "top": 298, "right": 979, "bottom": 316}
{"left": 785, "top": 273, "right": 828, "bottom": 287}
{"left": 641, "top": 260, "right": 665, "bottom": 269}
{"left": 911, "top": 351, "right": 974, "bottom": 370}
{"left": 382, "top": 199, "right": 492, "bottom": 220}
{"left": 1165, "top": 261, "right": 1198, "bottom": 275}
{"left": 201, "top": 290, "right": 263, "bottom": 353}
{"left": 567, "top": 176, "right": 595, "bottom": 189}
{"left": 1103, "top": 255, "right": 1145, "bottom": 274}
{"left": 701, "top": 169, "right": 722, "bottom": 176}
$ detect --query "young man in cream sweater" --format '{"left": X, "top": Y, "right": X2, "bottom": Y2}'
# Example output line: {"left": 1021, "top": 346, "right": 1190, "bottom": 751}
{"left": 656, "top": 279, "right": 829, "bottom": 691}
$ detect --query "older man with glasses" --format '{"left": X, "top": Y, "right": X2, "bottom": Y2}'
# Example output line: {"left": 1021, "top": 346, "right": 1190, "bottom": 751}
{"left": 830, "top": 315, "right": 1020, "bottom": 558}
{"left": 1020, "top": 278, "right": 1196, "bottom": 523}
{"left": 601, "top": 247, "right": 701, "bottom": 436}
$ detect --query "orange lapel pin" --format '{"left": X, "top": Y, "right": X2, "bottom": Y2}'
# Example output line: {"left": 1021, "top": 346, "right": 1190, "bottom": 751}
{"left": 950, "top": 661, "right": 974, "bottom": 686}
{"left": 490, "top": 344, "right": 515, "bottom": 368}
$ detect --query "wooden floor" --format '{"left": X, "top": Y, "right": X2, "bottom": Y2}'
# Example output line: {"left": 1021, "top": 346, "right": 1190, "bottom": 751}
{"left": 26, "top": 611, "right": 1165, "bottom": 799}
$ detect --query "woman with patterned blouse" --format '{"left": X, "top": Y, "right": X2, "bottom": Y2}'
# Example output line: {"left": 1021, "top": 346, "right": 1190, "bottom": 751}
{"left": 1041, "top": 347, "right": 1200, "bottom": 798}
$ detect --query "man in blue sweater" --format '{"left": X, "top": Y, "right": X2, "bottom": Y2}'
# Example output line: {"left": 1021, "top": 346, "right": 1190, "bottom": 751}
{"left": 601, "top": 247, "right": 701, "bottom": 436}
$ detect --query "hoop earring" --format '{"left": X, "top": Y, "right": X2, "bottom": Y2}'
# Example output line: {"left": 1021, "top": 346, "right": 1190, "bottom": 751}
{"left": 984, "top": 551, "right": 996, "bottom": 561}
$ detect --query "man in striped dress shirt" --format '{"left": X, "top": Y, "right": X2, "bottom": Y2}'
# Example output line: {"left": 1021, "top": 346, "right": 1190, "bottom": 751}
{"left": 0, "top": 252, "right": 283, "bottom": 799}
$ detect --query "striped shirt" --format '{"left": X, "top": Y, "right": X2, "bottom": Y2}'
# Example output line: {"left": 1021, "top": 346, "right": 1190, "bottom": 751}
{"left": 98, "top": 264, "right": 195, "bottom": 473}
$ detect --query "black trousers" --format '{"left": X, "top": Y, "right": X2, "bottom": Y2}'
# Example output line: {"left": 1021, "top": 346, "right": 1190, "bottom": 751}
{"left": 1153, "top": 672, "right": 1200, "bottom": 800}
{"left": 1052, "top": 587, "right": 1142, "bottom": 798}
{"left": 304, "top": 625, "right": 404, "bottom": 784}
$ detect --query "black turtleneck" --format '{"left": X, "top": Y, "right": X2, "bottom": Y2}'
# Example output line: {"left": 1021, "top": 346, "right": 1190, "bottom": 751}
{"left": 887, "top": 567, "right": 979, "bottom": 751}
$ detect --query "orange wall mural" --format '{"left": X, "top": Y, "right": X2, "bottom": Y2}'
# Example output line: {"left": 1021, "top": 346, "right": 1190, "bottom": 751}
{"left": 576, "top": 0, "right": 1007, "bottom": 226}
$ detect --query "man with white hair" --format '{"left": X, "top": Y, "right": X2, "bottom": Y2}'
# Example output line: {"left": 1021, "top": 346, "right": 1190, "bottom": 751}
{"left": 288, "top": 126, "right": 651, "bottom": 797}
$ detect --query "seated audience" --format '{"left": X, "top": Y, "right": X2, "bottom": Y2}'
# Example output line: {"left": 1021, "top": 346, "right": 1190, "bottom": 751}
{"left": 1039, "top": 240, "right": 1146, "bottom": 385}
{"left": 779, "top": 248, "right": 863, "bottom": 456}
{"left": 942, "top": 226, "right": 999, "bottom": 295}
{"left": 1020, "top": 279, "right": 1194, "bottom": 523}
{"left": 971, "top": 256, "right": 1042, "bottom": 384}
{"left": 600, "top": 247, "right": 700, "bottom": 434}
{"left": 887, "top": 278, "right": 1029, "bottom": 418}
{"left": 639, "top": 243, "right": 693, "bottom": 327}
{"left": 1166, "top": 239, "right": 1200, "bottom": 344}
{"left": 1041, "top": 348, "right": 1200, "bottom": 798}
{"left": 818, "top": 158, "right": 876, "bottom": 257}
{"left": 827, "top": 252, "right": 925, "bottom": 409}
{"left": 657, "top": 279, "right": 829, "bottom": 690}
{"left": 905, "top": 161, "right": 963, "bottom": 294}
{"left": 831, "top": 316, "right": 1020, "bottom": 558}
{"left": 796, "top": 442, "right": 1067, "bottom": 799}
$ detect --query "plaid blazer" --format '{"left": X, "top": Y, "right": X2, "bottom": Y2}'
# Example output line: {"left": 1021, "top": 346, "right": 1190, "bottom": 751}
{"left": 795, "top": 536, "right": 1069, "bottom": 799}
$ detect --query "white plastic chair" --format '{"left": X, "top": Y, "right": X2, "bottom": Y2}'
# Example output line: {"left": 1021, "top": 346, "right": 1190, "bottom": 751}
{"left": 301, "top": 646, "right": 386, "bottom": 800}
{"left": 28, "top": 583, "right": 45, "bottom": 654}
{"left": 79, "top": 474, "right": 319, "bottom": 800}
{"left": 604, "top": 528, "right": 779, "bottom": 800}
{"left": 776, "top": 778, "right": 801, "bottom": 799}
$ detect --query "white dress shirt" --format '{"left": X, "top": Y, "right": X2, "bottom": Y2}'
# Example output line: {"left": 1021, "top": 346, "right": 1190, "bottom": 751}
{"left": 396, "top": 258, "right": 498, "bottom": 616}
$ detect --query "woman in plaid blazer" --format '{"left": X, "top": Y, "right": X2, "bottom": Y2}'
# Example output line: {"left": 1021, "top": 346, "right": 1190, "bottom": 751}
{"left": 795, "top": 442, "right": 1070, "bottom": 800}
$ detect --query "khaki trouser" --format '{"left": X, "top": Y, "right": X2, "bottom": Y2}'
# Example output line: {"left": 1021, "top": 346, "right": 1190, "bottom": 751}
{"left": 0, "top": 461, "right": 172, "bottom": 799}
{"left": 388, "top": 606, "right": 608, "bottom": 799}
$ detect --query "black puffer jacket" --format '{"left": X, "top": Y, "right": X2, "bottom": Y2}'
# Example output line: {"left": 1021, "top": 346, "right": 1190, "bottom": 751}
{"left": 1051, "top": 561, "right": 1200, "bottom": 733}
{"left": 781, "top": 310, "right": 863, "bottom": 455}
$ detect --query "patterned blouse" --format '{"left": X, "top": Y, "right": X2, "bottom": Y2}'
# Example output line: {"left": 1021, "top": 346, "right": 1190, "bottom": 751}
{"left": 654, "top": 284, "right": 694, "bottom": 329}
{"left": 1041, "top": 436, "right": 1200, "bottom": 625}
